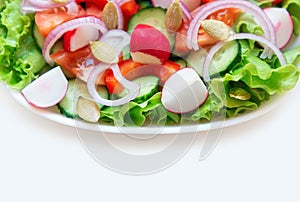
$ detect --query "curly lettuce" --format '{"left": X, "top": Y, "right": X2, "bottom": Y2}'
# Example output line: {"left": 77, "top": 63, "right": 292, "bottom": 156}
{"left": 100, "top": 92, "right": 180, "bottom": 127}
{"left": 0, "top": 0, "right": 45, "bottom": 89}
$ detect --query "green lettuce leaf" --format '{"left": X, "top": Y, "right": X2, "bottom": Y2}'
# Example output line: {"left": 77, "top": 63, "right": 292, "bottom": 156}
{"left": 283, "top": 44, "right": 300, "bottom": 66}
{"left": 233, "top": 13, "right": 264, "bottom": 50}
{"left": 0, "top": 0, "right": 45, "bottom": 89}
{"left": 291, "top": 16, "right": 299, "bottom": 35}
{"left": 283, "top": 0, "right": 300, "bottom": 35}
{"left": 233, "top": 13, "right": 264, "bottom": 36}
{"left": 100, "top": 92, "right": 180, "bottom": 127}
{"left": 283, "top": 0, "right": 300, "bottom": 21}
{"left": 248, "top": 0, "right": 272, "bottom": 8}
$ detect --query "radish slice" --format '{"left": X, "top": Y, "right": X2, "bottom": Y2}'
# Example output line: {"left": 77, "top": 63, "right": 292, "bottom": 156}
{"left": 99, "top": 29, "right": 131, "bottom": 56}
{"left": 130, "top": 24, "right": 171, "bottom": 65}
{"left": 21, "top": 67, "right": 68, "bottom": 108}
{"left": 87, "top": 63, "right": 140, "bottom": 107}
{"left": 151, "top": 0, "right": 172, "bottom": 8}
{"left": 161, "top": 68, "right": 208, "bottom": 114}
{"left": 65, "top": 25, "right": 100, "bottom": 52}
{"left": 264, "top": 7, "right": 294, "bottom": 49}
{"left": 180, "top": 0, "right": 201, "bottom": 11}
{"left": 43, "top": 16, "right": 107, "bottom": 66}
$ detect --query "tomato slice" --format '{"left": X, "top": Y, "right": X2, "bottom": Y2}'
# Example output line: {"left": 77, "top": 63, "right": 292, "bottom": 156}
{"left": 76, "top": 0, "right": 107, "bottom": 10}
{"left": 201, "top": 0, "right": 215, "bottom": 3}
{"left": 50, "top": 46, "right": 91, "bottom": 77}
{"left": 85, "top": 2, "right": 103, "bottom": 18}
{"left": 198, "top": 8, "right": 241, "bottom": 46}
{"left": 120, "top": 0, "right": 139, "bottom": 16}
{"left": 175, "top": 8, "right": 241, "bottom": 52}
{"left": 174, "top": 23, "right": 191, "bottom": 55}
{"left": 120, "top": 0, "right": 139, "bottom": 30}
{"left": 105, "top": 59, "right": 180, "bottom": 94}
{"left": 35, "top": 4, "right": 86, "bottom": 37}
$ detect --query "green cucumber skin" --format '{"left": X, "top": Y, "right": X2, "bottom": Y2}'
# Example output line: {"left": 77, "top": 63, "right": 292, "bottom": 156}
{"left": 33, "top": 24, "right": 44, "bottom": 50}
{"left": 133, "top": 76, "right": 160, "bottom": 103}
{"left": 186, "top": 40, "right": 240, "bottom": 77}
{"left": 116, "top": 76, "right": 160, "bottom": 103}
{"left": 210, "top": 40, "right": 240, "bottom": 76}
{"left": 33, "top": 23, "right": 63, "bottom": 54}
{"left": 58, "top": 79, "right": 109, "bottom": 118}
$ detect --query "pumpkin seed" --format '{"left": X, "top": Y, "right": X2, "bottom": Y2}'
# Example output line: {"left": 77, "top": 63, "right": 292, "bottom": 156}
{"left": 102, "top": 1, "right": 119, "bottom": 30}
{"left": 52, "top": 0, "right": 68, "bottom": 3}
{"left": 200, "top": 20, "right": 234, "bottom": 41}
{"left": 165, "top": 0, "right": 183, "bottom": 32}
{"left": 90, "top": 41, "right": 118, "bottom": 64}
{"left": 76, "top": 96, "right": 100, "bottom": 123}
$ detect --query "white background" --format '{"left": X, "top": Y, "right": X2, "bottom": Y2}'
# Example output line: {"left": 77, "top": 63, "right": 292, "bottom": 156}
{"left": 0, "top": 81, "right": 299, "bottom": 202}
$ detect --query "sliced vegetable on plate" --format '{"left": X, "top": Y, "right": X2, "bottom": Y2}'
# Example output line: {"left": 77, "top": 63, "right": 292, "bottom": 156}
{"left": 0, "top": 0, "right": 299, "bottom": 129}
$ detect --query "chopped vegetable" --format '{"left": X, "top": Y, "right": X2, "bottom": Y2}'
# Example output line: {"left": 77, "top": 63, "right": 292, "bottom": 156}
{"left": 1, "top": 0, "right": 299, "bottom": 127}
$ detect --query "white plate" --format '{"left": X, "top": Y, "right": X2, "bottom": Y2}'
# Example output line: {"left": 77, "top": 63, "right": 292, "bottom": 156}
{"left": 7, "top": 86, "right": 289, "bottom": 134}
{"left": 6, "top": 26, "right": 300, "bottom": 135}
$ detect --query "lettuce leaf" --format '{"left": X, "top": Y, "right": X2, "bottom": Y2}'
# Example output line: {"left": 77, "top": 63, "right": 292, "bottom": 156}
{"left": 248, "top": 0, "right": 272, "bottom": 8}
{"left": 282, "top": 0, "right": 300, "bottom": 35}
{"left": 233, "top": 13, "right": 264, "bottom": 36}
{"left": 0, "top": 0, "right": 45, "bottom": 89}
{"left": 283, "top": 0, "right": 300, "bottom": 21}
{"left": 187, "top": 40, "right": 300, "bottom": 120}
{"left": 283, "top": 44, "right": 300, "bottom": 66}
{"left": 100, "top": 92, "right": 180, "bottom": 127}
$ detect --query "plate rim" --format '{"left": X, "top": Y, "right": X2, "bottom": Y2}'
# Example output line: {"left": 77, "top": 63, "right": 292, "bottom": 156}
{"left": 7, "top": 85, "right": 289, "bottom": 134}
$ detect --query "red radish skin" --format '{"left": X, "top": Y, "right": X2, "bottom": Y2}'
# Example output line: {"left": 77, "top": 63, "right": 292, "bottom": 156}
{"left": 180, "top": 0, "right": 201, "bottom": 11}
{"left": 21, "top": 67, "right": 68, "bottom": 108}
{"left": 63, "top": 25, "right": 100, "bottom": 52}
{"left": 130, "top": 24, "right": 171, "bottom": 64}
{"left": 264, "top": 7, "right": 294, "bottom": 49}
{"left": 63, "top": 29, "right": 76, "bottom": 51}
{"left": 161, "top": 68, "right": 208, "bottom": 114}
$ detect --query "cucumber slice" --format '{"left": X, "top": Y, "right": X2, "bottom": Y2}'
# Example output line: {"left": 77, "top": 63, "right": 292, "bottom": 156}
{"left": 117, "top": 76, "right": 160, "bottom": 103}
{"left": 186, "top": 40, "right": 240, "bottom": 77}
{"left": 210, "top": 40, "right": 240, "bottom": 76}
{"left": 33, "top": 24, "right": 44, "bottom": 49}
{"left": 173, "top": 59, "right": 186, "bottom": 68}
{"left": 127, "top": 7, "right": 176, "bottom": 49}
{"left": 33, "top": 24, "right": 63, "bottom": 54}
{"left": 58, "top": 79, "right": 108, "bottom": 118}
{"left": 50, "top": 40, "right": 63, "bottom": 54}
{"left": 186, "top": 48, "right": 207, "bottom": 76}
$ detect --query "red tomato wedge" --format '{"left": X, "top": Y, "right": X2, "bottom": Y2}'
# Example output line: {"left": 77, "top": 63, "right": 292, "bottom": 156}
{"left": 120, "top": 0, "right": 139, "bottom": 30}
{"left": 85, "top": 2, "right": 103, "bottom": 18}
{"left": 50, "top": 46, "right": 91, "bottom": 77}
{"left": 175, "top": 8, "right": 241, "bottom": 53}
{"left": 35, "top": 4, "right": 86, "bottom": 37}
{"left": 105, "top": 59, "right": 181, "bottom": 94}
{"left": 120, "top": 0, "right": 139, "bottom": 16}
{"left": 76, "top": 0, "right": 108, "bottom": 10}
{"left": 198, "top": 8, "right": 241, "bottom": 46}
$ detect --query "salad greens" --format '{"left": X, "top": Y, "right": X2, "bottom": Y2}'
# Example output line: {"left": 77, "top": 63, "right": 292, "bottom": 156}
{"left": 0, "top": 0, "right": 299, "bottom": 127}
{"left": 283, "top": 0, "right": 300, "bottom": 34}
{"left": 98, "top": 5, "right": 300, "bottom": 126}
{"left": 0, "top": 0, "right": 45, "bottom": 90}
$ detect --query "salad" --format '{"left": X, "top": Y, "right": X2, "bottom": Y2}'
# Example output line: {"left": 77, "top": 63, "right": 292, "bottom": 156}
{"left": 0, "top": 0, "right": 299, "bottom": 127}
